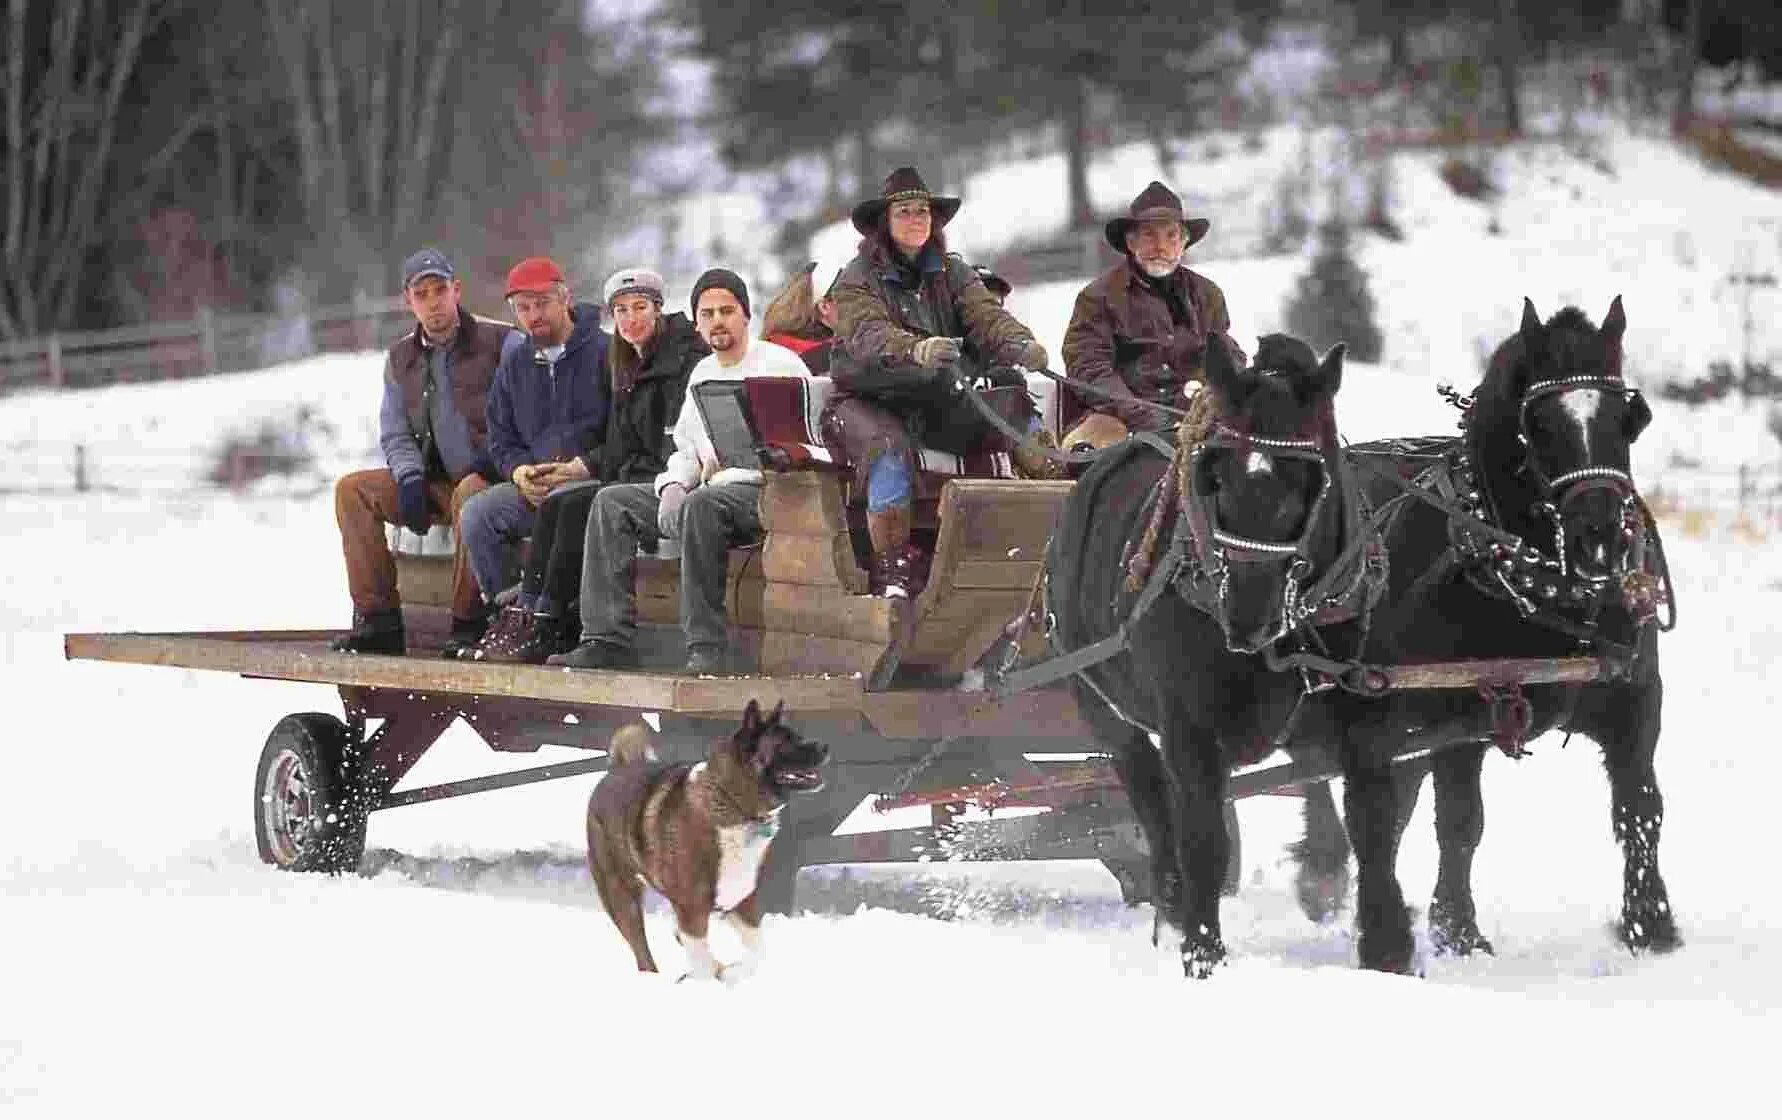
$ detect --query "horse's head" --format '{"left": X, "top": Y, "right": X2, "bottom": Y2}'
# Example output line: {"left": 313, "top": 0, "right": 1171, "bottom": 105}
{"left": 1190, "top": 334, "right": 1346, "bottom": 653}
{"left": 1480, "top": 297, "right": 1649, "bottom": 584}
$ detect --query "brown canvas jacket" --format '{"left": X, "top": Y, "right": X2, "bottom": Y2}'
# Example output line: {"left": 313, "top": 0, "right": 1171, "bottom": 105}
{"left": 1060, "top": 261, "right": 1244, "bottom": 431}
{"left": 831, "top": 247, "right": 1035, "bottom": 403}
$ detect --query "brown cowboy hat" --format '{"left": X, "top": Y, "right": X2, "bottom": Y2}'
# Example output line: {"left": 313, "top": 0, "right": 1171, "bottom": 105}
{"left": 851, "top": 167, "right": 962, "bottom": 235}
{"left": 1104, "top": 180, "right": 1210, "bottom": 253}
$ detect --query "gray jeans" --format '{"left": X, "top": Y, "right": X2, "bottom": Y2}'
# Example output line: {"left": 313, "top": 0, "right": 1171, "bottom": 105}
{"left": 457, "top": 481, "right": 537, "bottom": 601}
{"left": 580, "top": 481, "right": 763, "bottom": 651}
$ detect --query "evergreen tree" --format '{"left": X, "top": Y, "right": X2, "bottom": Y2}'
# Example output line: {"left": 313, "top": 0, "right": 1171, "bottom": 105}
{"left": 1283, "top": 221, "right": 1384, "bottom": 363}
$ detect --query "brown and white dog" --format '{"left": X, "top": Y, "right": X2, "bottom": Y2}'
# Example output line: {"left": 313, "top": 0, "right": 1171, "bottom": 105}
{"left": 586, "top": 700, "right": 829, "bottom": 980}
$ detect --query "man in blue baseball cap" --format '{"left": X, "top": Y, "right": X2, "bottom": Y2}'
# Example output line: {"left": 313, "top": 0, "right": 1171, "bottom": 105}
{"left": 329, "top": 247, "right": 524, "bottom": 656}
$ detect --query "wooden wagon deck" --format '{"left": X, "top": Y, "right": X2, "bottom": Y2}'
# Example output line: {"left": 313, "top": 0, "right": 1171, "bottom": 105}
{"left": 57, "top": 471, "right": 1157, "bottom": 907}
{"left": 60, "top": 626, "right": 1093, "bottom": 742}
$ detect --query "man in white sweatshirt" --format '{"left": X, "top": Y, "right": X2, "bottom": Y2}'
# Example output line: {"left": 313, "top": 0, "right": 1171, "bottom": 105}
{"left": 553, "top": 268, "right": 810, "bottom": 675}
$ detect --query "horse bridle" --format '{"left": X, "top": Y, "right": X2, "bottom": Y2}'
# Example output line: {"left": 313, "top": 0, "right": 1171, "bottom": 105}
{"left": 1185, "top": 421, "right": 1337, "bottom": 648}
{"left": 1516, "top": 375, "right": 1650, "bottom": 581}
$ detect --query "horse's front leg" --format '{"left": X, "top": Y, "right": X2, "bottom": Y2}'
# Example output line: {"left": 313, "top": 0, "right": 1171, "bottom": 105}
{"left": 1427, "top": 743, "right": 1494, "bottom": 956}
{"left": 1075, "top": 677, "right": 1182, "bottom": 943}
{"left": 1340, "top": 730, "right": 1416, "bottom": 973}
{"left": 1590, "top": 672, "right": 1680, "bottom": 953}
{"left": 1157, "top": 708, "right": 1230, "bottom": 978}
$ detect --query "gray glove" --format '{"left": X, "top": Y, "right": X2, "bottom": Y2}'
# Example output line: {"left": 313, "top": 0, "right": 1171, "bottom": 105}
{"left": 656, "top": 483, "right": 688, "bottom": 538}
{"left": 912, "top": 336, "right": 963, "bottom": 368}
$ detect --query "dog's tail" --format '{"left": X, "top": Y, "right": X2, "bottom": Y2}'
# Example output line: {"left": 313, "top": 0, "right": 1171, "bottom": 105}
{"left": 607, "top": 722, "right": 658, "bottom": 767}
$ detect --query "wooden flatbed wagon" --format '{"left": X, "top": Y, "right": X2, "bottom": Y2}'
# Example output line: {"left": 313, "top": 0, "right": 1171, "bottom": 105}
{"left": 67, "top": 471, "right": 1303, "bottom": 911}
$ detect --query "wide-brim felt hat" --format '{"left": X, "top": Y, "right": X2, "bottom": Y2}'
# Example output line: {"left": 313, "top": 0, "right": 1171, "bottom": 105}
{"left": 851, "top": 166, "right": 962, "bottom": 235}
{"left": 1104, "top": 180, "right": 1210, "bottom": 253}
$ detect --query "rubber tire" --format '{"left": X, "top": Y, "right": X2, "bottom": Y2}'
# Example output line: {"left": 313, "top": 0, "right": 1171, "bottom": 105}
{"left": 253, "top": 713, "right": 366, "bottom": 874}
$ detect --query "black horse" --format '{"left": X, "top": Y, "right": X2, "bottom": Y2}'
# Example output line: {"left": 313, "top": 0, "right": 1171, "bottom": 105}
{"left": 1047, "top": 301, "right": 1675, "bottom": 976}
{"left": 1047, "top": 333, "right": 1362, "bottom": 976}
{"left": 1286, "top": 297, "right": 1677, "bottom": 962}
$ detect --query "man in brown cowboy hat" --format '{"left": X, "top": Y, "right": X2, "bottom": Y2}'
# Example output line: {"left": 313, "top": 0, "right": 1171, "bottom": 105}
{"left": 1059, "top": 180, "right": 1245, "bottom": 450}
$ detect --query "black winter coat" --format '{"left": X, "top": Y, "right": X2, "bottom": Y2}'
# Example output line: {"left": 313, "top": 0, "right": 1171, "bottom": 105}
{"left": 580, "top": 312, "right": 709, "bottom": 484}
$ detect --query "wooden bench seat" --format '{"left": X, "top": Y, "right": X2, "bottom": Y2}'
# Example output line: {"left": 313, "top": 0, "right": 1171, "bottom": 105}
{"left": 393, "top": 367, "right": 1074, "bottom": 686}
{"left": 394, "top": 471, "right": 1072, "bottom": 685}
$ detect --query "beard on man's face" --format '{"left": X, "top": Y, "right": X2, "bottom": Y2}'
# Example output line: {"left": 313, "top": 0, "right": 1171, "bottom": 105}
{"left": 1136, "top": 254, "right": 1180, "bottom": 278}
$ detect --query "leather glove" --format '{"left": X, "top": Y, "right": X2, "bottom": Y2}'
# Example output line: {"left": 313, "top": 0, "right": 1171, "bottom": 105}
{"left": 1004, "top": 339, "right": 1048, "bottom": 371}
{"left": 657, "top": 483, "right": 689, "bottom": 538}
{"left": 911, "top": 336, "right": 963, "bottom": 368}
{"left": 396, "top": 475, "right": 431, "bottom": 534}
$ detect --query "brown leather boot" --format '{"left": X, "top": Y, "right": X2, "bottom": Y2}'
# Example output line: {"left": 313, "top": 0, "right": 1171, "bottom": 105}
{"left": 467, "top": 605, "right": 532, "bottom": 662}
{"left": 499, "top": 614, "right": 575, "bottom": 666}
{"left": 866, "top": 505, "right": 916, "bottom": 599}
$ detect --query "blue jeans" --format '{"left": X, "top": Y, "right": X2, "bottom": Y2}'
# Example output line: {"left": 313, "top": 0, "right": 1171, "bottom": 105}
{"left": 457, "top": 482, "right": 537, "bottom": 601}
{"left": 579, "top": 481, "right": 764, "bottom": 652}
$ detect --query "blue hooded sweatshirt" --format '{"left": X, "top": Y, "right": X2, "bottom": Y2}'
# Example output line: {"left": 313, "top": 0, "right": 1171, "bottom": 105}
{"left": 485, "top": 302, "right": 611, "bottom": 481}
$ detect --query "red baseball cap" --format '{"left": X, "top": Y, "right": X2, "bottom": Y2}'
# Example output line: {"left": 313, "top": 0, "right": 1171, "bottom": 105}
{"left": 505, "top": 256, "right": 566, "bottom": 297}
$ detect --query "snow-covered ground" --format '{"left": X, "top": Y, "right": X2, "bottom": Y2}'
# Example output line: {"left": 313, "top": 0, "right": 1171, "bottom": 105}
{"left": 5, "top": 124, "right": 1781, "bottom": 1115}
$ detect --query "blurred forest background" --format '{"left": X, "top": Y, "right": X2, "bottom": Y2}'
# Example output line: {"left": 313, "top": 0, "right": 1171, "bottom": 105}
{"left": 0, "top": 0, "right": 1775, "bottom": 343}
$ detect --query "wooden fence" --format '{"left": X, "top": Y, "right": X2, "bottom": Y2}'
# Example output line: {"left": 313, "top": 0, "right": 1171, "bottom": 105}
{"left": 0, "top": 294, "right": 413, "bottom": 395}
{"left": 1677, "top": 115, "right": 1782, "bottom": 189}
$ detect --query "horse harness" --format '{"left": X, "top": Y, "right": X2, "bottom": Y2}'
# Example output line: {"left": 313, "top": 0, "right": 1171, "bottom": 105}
{"left": 992, "top": 376, "right": 1676, "bottom": 758}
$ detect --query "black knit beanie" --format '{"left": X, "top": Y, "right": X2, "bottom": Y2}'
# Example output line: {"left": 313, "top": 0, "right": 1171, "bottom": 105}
{"left": 690, "top": 268, "right": 750, "bottom": 319}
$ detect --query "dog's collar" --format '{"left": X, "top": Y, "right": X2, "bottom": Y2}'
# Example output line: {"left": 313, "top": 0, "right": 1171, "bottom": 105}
{"left": 690, "top": 762, "right": 784, "bottom": 829}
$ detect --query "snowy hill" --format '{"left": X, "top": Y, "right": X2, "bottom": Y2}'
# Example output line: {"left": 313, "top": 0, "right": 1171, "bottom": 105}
{"left": 3, "top": 124, "right": 1781, "bottom": 1116}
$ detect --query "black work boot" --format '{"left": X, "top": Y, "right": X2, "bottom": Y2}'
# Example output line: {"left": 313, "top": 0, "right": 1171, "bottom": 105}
{"left": 499, "top": 614, "right": 575, "bottom": 665}
{"left": 440, "top": 612, "right": 490, "bottom": 660}
{"left": 329, "top": 609, "right": 405, "bottom": 655}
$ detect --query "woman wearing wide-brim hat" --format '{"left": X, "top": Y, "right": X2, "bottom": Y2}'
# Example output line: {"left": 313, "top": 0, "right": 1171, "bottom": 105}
{"left": 824, "top": 167, "right": 1065, "bottom": 599}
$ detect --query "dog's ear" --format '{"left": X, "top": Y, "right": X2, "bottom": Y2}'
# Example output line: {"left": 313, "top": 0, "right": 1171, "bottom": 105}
{"left": 767, "top": 700, "right": 785, "bottom": 726}
{"left": 741, "top": 699, "right": 763, "bottom": 737}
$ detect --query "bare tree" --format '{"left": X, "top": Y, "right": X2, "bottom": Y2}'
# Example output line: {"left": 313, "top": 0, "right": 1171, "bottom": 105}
{"left": 0, "top": 0, "right": 185, "bottom": 337}
{"left": 1673, "top": 0, "right": 1704, "bottom": 125}
{"left": 262, "top": 0, "right": 482, "bottom": 292}
{"left": 260, "top": 0, "right": 658, "bottom": 300}
{"left": 1496, "top": 0, "right": 1524, "bottom": 135}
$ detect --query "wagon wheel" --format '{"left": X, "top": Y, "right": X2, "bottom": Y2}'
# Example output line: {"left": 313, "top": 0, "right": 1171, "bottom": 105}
{"left": 253, "top": 713, "right": 367, "bottom": 874}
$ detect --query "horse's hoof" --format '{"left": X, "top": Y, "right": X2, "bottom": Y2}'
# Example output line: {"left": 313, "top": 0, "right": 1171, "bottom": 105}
{"left": 1427, "top": 898, "right": 1494, "bottom": 957}
{"left": 1181, "top": 933, "right": 1228, "bottom": 979}
{"left": 1358, "top": 932, "right": 1419, "bottom": 974}
{"left": 1295, "top": 866, "right": 1352, "bottom": 924}
{"left": 1430, "top": 927, "right": 1495, "bottom": 958}
{"left": 1620, "top": 909, "right": 1683, "bottom": 955}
